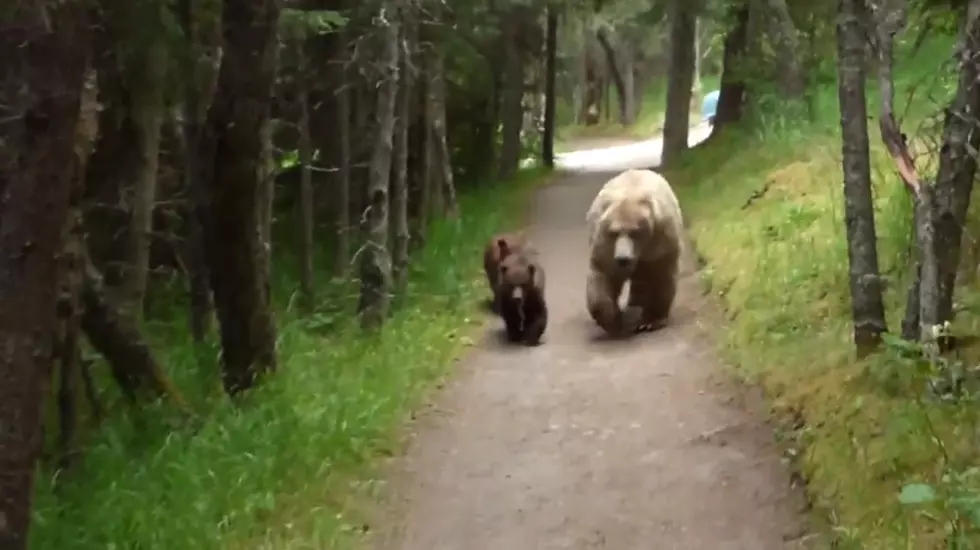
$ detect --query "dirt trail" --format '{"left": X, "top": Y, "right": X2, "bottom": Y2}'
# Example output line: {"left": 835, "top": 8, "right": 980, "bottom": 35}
{"left": 372, "top": 167, "right": 810, "bottom": 550}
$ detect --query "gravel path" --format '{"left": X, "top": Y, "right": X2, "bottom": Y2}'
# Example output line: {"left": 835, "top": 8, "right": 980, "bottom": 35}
{"left": 372, "top": 129, "right": 811, "bottom": 550}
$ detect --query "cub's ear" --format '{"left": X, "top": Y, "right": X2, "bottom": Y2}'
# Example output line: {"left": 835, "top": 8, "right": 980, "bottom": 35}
{"left": 497, "top": 238, "right": 509, "bottom": 255}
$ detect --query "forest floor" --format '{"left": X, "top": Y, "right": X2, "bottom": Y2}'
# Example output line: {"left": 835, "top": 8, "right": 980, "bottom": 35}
{"left": 370, "top": 133, "right": 815, "bottom": 549}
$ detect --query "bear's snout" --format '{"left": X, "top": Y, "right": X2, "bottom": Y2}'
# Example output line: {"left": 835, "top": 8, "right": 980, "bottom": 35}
{"left": 612, "top": 234, "right": 636, "bottom": 268}
{"left": 614, "top": 256, "right": 634, "bottom": 269}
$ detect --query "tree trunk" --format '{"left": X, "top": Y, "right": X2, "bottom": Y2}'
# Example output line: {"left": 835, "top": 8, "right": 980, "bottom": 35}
{"left": 764, "top": 0, "right": 807, "bottom": 98}
{"left": 413, "top": 42, "right": 433, "bottom": 243}
{"left": 392, "top": 4, "right": 413, "bottom": 294}
{"left": 203, "top": 0, "right": 280, "bottom": 395}
{"left": 359, "top": 4, "right": 400, "bottom": 330}
{"left": 692, "top": 17, "right": 703, "bottom": 110}
{"left": 177, "top": 0, "right": 214, "bottom": 342}
{"left": 595, "top": 28, "right": 629, "bottom": 125}
{"left": 542, "top": 4, "right": 558, "bottom": 167}
{"left": 713, "top": 2, "right": 750, "bottom": 130}
{"left": 296, "top": 42, "right": 316, "bottom": 311}
{"left": 662, "top": 0, "right": 697, "bottom": 166}
{"left": 498, "top": 10, "right": 526, "bottom": 180}
{"left": 622, "top": 45, "right": 637, "bottom": 124}
{"left": 0, "top": 3, "right": 88, "bottom": 546}
{"left": 836, "top": 0, "right": 888, "bottom": 356}
{"left": 932, "top": 0, "right": 980, "bottom": 327}
{"left": 333, "top": 79, "right": 352, "bottom": 277}
{"left": 80, "top": 252, "right": 184, "bottom": 405}
{"left": 916, "top": 187, "right": 941, "bottom": 350}
{"left": 430, "top": 47, "right": 460, "bottom": 219}
{"left": 53, "top": 72, "right": 99, "bottom": 472}
{"left": 122, "top": 53, "right": 167, "bottom": 317}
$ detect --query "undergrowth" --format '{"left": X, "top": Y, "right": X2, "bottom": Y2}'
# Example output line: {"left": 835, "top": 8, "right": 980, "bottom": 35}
{"left": 664, "top": 35, "right": 980, "bottom": 549}
{"left": 28, "top": 166, "right": 550, "bottom": 550}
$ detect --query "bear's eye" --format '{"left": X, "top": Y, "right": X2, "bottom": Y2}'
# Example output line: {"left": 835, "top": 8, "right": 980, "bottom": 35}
{"left": 500, "top": 266, "right": 508, "bottom": 275}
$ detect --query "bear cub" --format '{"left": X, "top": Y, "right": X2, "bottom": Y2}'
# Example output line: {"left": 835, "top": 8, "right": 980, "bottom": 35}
{"left": 482, "top": 232, "right": 526, "bottom": 314}
{"left": 497, "top": 246, "right": 548, "bottom": 346}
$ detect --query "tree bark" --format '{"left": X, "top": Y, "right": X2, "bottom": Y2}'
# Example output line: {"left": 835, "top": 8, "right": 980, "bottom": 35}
{"left": 203, "top": 0, "right": 280, "bottom": 394}
{"left": 662, "top": 0, "right": 697, "bottom": 166}
{"left": 359, "top": 3, "right": 400, "bottom": 329}
{"left": 332, "top": 78, "right": 352, "bottom": 277}
{"left": 542, "top": 4, "right": 558, "bottom": 167}
{"left": 295, "top": 40, "right": 315, "bottom": 311}
{"left": 837, "top": 0, "right": 888, "bottom": 356}
{"left": 121, "top": 50, "right": 167, "bottom": 317}
{"left": 932, "top": 0, "right": 980, "bottom": 327}
{"left": 80, "top": 251, "right": 184, "bottom": 405}
{"left": 429, "top": 47, "right": 459, "bottom": 219}
{"left": 595, "top": 28, "right": 628, "bottom": 125}
{"left": 53, "top": 72, "right": 98, "bottom": 470}
{"left": 498, "top": 8, "right": 527, "bottom": 180}
{"left": 0, "top": 3, "right": 88, "bottom": 546}
{"left": 392, "top": 4, "right": 413, "bottom": 294}
{"left": 177, "top": 0, "right": 214, "bottom": 342}
{"left": 713, "top": 2, "right": 750, "bottom": 130}
{"left": 764, "top": 0, "right": 806, "bottom": 97}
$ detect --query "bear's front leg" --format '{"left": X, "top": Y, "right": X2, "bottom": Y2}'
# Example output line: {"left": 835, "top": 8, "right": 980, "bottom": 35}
{"left": 586, "top": 270, "right": 635, "bottom": 336}
{"left": 522, "top": 301, "right": 548, "bottom": 346}
{"left": 627, "top": 256, "right": 678, "bottom": 332}
{"left": 500, "top": 298, "right": 525, "bottom": 342}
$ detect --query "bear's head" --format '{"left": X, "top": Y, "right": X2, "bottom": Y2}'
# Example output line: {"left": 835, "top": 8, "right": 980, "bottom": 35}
{"left": 499, "top": 253, "right": 537, "bottom": 305}
{"left": 597, "top": 197, "right": 656, "bottom": 275}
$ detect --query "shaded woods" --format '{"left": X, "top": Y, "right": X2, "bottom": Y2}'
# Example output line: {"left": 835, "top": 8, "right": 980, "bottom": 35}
{"left": 7, "top": 0, "right": 980, "bottom": 546}
{"left": 1, "top": 0, "right": 697, "bottom": 546}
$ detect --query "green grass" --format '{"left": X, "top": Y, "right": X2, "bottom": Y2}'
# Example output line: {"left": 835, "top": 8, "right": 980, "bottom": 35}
{"left": 662, "top": 35, "right": 980, "bottom": 548}
{"left": 28, "top": 166, "right": 551, "bottom": 550}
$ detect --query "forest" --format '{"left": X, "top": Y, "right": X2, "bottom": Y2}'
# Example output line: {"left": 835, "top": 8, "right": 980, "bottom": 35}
{"left": 3, "top": 0, "right": 980, "bottom": 547}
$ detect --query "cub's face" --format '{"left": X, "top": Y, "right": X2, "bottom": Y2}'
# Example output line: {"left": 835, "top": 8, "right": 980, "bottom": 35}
{"left": 599, "top": 201, "right": 653, "bottom": 275}
{"left": 499, "top": 254, "right": 536, "bottom": 302}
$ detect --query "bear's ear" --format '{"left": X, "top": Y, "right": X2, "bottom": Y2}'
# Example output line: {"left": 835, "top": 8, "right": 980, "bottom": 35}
{"left": 497, "top": 238, "right": 509, "bottom": 255}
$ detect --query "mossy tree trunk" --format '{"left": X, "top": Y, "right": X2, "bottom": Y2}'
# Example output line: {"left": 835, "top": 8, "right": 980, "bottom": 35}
{"left": 0, "top": 2, "right": 89, "bottom": 546}
{"left": 203, "top": 0, "right": 280, "bottom": 394}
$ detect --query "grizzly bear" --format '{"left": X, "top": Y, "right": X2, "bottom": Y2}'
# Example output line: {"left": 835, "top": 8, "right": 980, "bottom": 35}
{"left": 483, "top": 232, "right": 527, "bottom": 314}
{"left": 585, "top": 168, "right": 684, "bottom": 337}
{"left": 497, "top": 246, "right": 548, "bottom": 346}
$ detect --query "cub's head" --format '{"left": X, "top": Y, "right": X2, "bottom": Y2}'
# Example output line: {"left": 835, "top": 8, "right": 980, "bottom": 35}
{"left": 499, "top": 253, "right": 537, "bottom": 302}
{"left": 597, "top": 198, "right": 655, "bottom": 274}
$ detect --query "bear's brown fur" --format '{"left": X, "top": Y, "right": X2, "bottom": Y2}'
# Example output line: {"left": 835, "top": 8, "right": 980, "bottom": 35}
{"left": 585, "top": 169, "right": 683, "bottom": 337}
{"left": 497, "top": 246, "right": 548, "bottom": 345}
{"left": 483, "top": 231, "right": 527, "bottom": 314}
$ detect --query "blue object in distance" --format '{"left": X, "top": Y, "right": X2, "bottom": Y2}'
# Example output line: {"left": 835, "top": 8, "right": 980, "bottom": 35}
{"left": 702, "top": 89, "right": 720, "bottom": 123}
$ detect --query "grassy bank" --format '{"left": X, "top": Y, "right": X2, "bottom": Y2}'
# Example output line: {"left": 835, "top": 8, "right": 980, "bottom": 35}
{"left": 663, "top": 37, "right": 980, "bottom": 548}
{"left": 29, "top": 167, "right": 550, "bottom": 550}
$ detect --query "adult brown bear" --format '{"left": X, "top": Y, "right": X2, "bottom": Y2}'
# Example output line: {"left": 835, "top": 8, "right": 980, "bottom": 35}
{"left": 584, "top": 168, "right": 684, "bottom": 337}
{"left": 497, "top": 246, "right": 548, "bottom": 346}
{"left": 482, "top": 232, "right": 526, "bottom": 314}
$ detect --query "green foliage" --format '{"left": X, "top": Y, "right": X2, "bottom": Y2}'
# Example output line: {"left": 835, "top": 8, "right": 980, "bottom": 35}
{"left": 28, "top": 167, "right": 550, "bottom": 550}
{"left": 660, "top": 28, "right": 980, "bottom": 547}
{"left": 279, "top": 8, "right": 348, "bottom": 40}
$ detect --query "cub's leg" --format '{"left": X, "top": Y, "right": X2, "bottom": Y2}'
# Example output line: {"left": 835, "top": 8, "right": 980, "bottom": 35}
{"left": 523, "top": 299, "right": 548, "bottom": 346}
{"left": 500, "top": 297, "right": 525, "bottom": 342}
